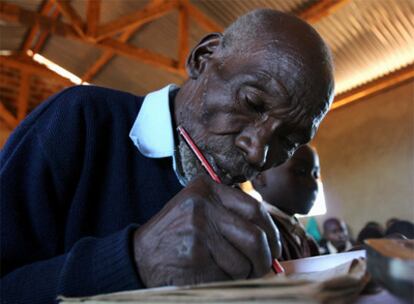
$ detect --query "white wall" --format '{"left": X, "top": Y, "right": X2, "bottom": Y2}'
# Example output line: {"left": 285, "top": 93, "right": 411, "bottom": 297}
{"left": 310, "top": 81, "right": 414, "bottom": 237}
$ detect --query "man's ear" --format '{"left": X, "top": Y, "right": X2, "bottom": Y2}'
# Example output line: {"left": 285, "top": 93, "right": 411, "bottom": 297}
{"left": 186, "top": 33, "right": 223, "bottom": 79}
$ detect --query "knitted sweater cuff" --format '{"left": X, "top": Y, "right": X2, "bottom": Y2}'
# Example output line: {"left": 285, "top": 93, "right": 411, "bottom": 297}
{"left": 58, "top": 224, "right": 143, "bottom": 298}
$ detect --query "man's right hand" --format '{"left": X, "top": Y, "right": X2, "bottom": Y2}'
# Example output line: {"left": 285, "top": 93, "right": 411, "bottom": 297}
{"left": 132, "top": 175, "right": 281, "bottom": 288}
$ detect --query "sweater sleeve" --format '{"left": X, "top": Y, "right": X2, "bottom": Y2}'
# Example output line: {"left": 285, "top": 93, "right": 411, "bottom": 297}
{"left": 0, "top": 87, "right": 143, "bottom": 303}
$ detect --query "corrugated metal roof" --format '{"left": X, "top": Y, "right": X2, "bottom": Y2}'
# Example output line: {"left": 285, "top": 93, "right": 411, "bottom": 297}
{"left": 1, "top": 0, "right": 413, "bottom": 98}
{"left": 191, "top": 0, "right": 311, "bottom": 26}
{"left": 0, "top": 0, "right": 42, "bottom": 51}
{"left": 314, "top": 0, "right": 414, "bottom": 94}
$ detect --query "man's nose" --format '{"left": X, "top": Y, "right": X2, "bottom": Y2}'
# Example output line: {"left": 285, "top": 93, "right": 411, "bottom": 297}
{"left": 235, "top": 119, "right": 280, "bottom": 168}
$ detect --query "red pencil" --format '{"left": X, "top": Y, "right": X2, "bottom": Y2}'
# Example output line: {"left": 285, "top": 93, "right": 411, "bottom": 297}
{"left": 177, "top": 126, "right": 222, "bottom": 183}
{"left": 272, "top": 258, "right": 285, "bottom": 274}
{"left": 177, "top": 125, "right": 285, "bottom": 275}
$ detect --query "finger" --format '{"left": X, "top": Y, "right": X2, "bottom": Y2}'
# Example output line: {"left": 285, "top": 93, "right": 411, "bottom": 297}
{"left": 213, "top": 184, "right": 281, "bottom": 259}
{"left": 206, "top": 224, "right": 251, "bottom": 280}
{"left": 172, "top": 249, "right": 231, "bottom": 286}
{"left": 210, "top": 203, "right": 272, "bottom": 278}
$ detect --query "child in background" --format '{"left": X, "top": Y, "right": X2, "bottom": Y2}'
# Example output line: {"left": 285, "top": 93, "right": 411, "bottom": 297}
{"left": 319, "top": 218, "right": 353, "bottom": 254}
{"left": 252, "top": 145, "right": 320, "bottom": 260}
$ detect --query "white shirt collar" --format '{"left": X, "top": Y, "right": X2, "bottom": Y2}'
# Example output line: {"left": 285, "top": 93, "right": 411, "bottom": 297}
{"left": 129, "top": 84, "right": 187, "bottom": 186}
{"left": 326, "top": 240, "right": 353, "bottom": 254}
{"left": 129, "top": 84, "right": 178, "bottom": 158}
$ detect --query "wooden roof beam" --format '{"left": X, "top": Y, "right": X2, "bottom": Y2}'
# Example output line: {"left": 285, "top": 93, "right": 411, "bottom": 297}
{"left": 21, "top": 0, "right": 55, "bottom": 51}
{"left": 0, "top": 1, "right": 78, "bottom": 38}
{"left": 332, "top": 64, "right": 414, "bottom": 110}
{"left": 0, "top": 102, "right": 18, "bottom": 129}
{"left": 86, "top": 0, "right": 100, "bottom": 37}
{"left": 53, "top": 0, "right": 86, "bottom": 37}
{"left": 0, "top": 2, "right": 184, "bottom": 77}
{"left": 186, "top": 2, "right": 223, "bottom": 32}
{"left": 81, "top": 51, "right": 113, "bottom": 82}
{"left": 32, "top": 6, "right": 61, "bottom": 53}
{"left": 298, "top": 0, "right": 350, "bottom": 24}
{"left": 17, "top": 71, "right": 31, "bottom": 121}
{"left": 96, "top": 38, "right": 185, "bottom": 77}
{"left": 81, "top": 0, "right": 166, "bottom": 82}
{"left": 178, "top": 2, "right": 189, "bottom": 71}
{"left": 95, "top": 0, "right": 179, "bottom": 41}
{"left": 0, "top": 55, "right": 72, "bottom": 85}
{"left": 82, "top": 25, "right": 143, "bottom": 82}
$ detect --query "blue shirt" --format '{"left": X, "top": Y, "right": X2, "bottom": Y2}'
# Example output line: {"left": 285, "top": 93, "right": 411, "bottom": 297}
{"left": 129, "top": 84, "right": 186, "bottom": 186}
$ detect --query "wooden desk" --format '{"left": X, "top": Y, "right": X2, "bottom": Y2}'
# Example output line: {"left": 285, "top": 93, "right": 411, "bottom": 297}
{"left": 280, "top": 250, "right": 405, "bottom": 303}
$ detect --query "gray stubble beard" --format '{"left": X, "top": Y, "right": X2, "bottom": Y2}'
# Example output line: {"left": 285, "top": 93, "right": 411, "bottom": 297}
{"left": 175, "top": 138, "right": 205, "bottom": 186}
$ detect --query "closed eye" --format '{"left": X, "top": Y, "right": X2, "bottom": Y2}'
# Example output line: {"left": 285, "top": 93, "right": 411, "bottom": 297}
{"left": 238, "top": 85, "right": 268, "bottom": 115}
{"left": 245, "top": 96, "right": 266, "bottom": 113}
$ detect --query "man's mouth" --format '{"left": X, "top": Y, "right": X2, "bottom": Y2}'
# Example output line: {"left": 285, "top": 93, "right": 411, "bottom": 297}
{"left": 206, "top": 154, "right": 259, "bottom": 185}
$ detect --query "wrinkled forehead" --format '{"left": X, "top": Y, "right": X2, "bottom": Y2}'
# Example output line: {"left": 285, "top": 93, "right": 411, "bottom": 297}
{"left": 225, "top": 43, "right": 312, "bottom": 85}
{"left": 219, "top": 42, "right": 333, "bottom": 112}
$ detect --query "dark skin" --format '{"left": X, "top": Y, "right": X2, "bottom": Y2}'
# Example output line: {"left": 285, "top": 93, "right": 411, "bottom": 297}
{"left": 133, "top": 13, "right": 334, "bottom": 288}
{"left": 323, "top": 219, "right": 350, "bottom": 252}
{"left": 252, "top": 145, "right": 320, "bottom": 215}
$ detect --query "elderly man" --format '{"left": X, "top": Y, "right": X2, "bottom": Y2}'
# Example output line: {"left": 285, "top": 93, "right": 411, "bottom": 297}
{"left": 252, "top": 145, "right": 321, "bottom": 260}
{"left": 1, "top": 9, "right": 334, "bottom": 303}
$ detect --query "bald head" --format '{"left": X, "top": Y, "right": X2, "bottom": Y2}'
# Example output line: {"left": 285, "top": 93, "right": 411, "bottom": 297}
{"left": 222, "top": 9, "right": 332, "bottom": 63}
{"left": 221, "top": 9, "right": 335, "bottom": 124}
{"left": 174, "top": 9, "right": 334, "bottom": 185}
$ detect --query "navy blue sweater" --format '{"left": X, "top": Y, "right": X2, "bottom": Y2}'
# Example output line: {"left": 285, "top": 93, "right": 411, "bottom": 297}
{"left": 0, "top": 86, "right": 183, "bottom": 303}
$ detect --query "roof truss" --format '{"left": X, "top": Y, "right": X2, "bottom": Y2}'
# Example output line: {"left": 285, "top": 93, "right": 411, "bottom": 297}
{"left": 1, "top": 0, "right": 349, "bottom": 81}
{"left": 0, "top": 0, "right": 355, "bottom": 128}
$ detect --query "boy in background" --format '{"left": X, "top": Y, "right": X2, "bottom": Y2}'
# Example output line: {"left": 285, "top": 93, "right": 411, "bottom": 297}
{"left": 252, "top": 145, "right": 320, "bottom": 260}
{"left": 320, "top": 218, "right": 353, "bottom": 254}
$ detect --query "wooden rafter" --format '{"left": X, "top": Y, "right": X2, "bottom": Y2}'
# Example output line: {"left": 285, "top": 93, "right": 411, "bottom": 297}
{"left": 96, "top": 0, "right": 178, "bottom": 41}
{"left": 81, "top": 26, "right": 145, "bottom": 82}
{"left": 3, "top": 0, "right": 352, "bottom": 86}
{"left": 332, "top": 64, "right": 414, "bottom": 110}
{"left": 0, "top": 2, "right": 78, "bottom": 38}
{"left": 21, "top": 0, "right": 55, "bottom": 51}
{"left": 17, "top": 71, "right": 31, "bottom": 121}
{"left": 299, "top": 0, "right": 350, "bottom": 23}
{"left": 0, "top": 102, "right": 18, "bottom": 129}
{"left": 54, "top": 0, "right": 85, "bottom": 37}
{"left": 81, "top": 51, "right": 113, "bottom": 82}
{"left": 0, "top": 53, "right": 73, "bottom": 128}
{"left": 97, "top": 38, "right": 183, "bottom": 76}
{"left": 0, "top": 55, "right": 72, "bottom": 85}
{"left": 86, "top": 0, "right": 100, "bottom": 37}
{"left": 82, "top": 0, "right": 164, "bottom": 82}
{"left": 178, "top": 1, "right": 189, "bottom": 70}
{"left": 1, "top": 1, "right": 185, "bottom": 76}
{"left": 32, "top": 6, "right": 61, "bottom": 53}
{"left": 186, "top": 2, "right": 223, "bottom": 32}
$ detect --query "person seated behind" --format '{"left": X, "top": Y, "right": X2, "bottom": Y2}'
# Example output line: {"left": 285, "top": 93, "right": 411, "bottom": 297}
{"left": 1, "top": 9, "right": 335, "bottom": 303}
{"left": 385, "top": 220, "right": 414, "bottom": 239}
{"left": 252, "top": 145, "right": 320, "bottom": 261}
{"left": 356, "top": 222, "right": 384, "bottom": 245}
{"left": 385, "top": 217, "right": 400, "bottom": 230}
{"left": 319, "top": 218, "right": 353, "bottom": 254}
